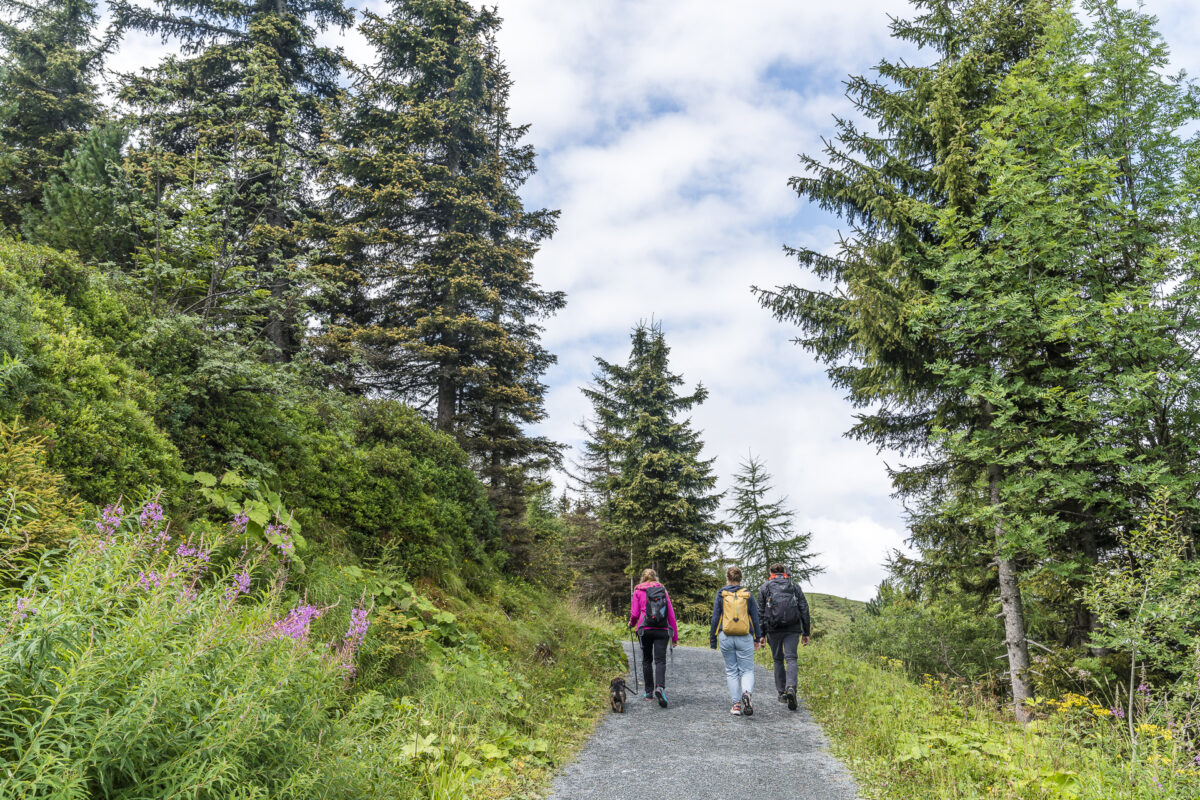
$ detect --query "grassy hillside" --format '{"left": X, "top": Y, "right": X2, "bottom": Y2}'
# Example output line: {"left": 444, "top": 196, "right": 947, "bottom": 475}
{"left": 806, "top": 591, "right": 865, "bottom": 639}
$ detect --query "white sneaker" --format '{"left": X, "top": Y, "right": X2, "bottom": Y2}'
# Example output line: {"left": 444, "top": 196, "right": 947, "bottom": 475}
{"left": 730, "top": 703, "right": 743, "bottom": 716}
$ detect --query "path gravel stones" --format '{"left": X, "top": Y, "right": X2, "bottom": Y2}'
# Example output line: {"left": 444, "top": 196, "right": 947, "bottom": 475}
{"left": 547, "top": 642, "right": 862, "bottom": 800}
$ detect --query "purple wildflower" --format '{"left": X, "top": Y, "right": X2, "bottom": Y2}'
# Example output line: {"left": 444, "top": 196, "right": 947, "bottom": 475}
{"left": 137, "top": 571, "right": 162, "bottom": 591}
{"left": 14, "top": 597, "right": 34, "bottom": 620}
{"left": 95, "top": 503, "right": 123, "bottom": 546}
{"left": 175, "top": 539, "right": 211, "bottom": 563}
{"left": 337, "top": 607, "right": 370, "bottom": 677}
{"left": 267, "top": 523, "right": 294, "bottom": 560}
{"left": 1110, "top": 705, "right": 1126, "bottom": 720}
{"left": 273, "top": 604, "right": 321, "bottom": 641}
{"left": 1195, "top": 752, "right": 1200, "bottom": 767}
{"left": 230, "top": 513, "right": 250, "bottom": 535}
{"left": 1137, "top": 681, "right": 1151, "bottom": 696}
{"left": 225, "top": 571, "right": 252, "bottom": 602}
{"left": 139, "top": 501, "right": 164, "bottom": 530}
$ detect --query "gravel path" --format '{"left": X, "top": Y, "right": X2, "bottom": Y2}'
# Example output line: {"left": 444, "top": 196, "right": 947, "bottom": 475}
{"left": 547, "top": 642, "right": 862, "bottom": 800}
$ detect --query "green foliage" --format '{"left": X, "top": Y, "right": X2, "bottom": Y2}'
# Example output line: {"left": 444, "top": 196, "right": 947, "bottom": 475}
{"left": 0, "top": 242, "right": 181, "bottom": 503}
{"left": 0, "top": 419, "right": 83, "bottom": 561}
{"left": 847, "top": 585, "right": 1003, "bottom": 683}
{"left": 729, "top": 453, "right": 823, "bottom": 587}
{"left": 300, "top": 400, "right": 500, "bottom": 578}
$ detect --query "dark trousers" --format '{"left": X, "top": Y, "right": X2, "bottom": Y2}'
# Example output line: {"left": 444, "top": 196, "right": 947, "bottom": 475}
{"left": 640, "top": 628, "right": 670, "bottom": 690}
{"left": 768, "top": 631, "right": 801, "bottom": 694}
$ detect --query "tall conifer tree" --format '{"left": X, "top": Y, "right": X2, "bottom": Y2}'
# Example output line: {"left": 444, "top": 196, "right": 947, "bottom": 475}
{"left": 755, "top": 0, "right": 1052, "bottom": 719}
{"left": 729, "top": 454, "right": 823, "bottom": 588}
{"left": 323, "top": 0, "right": 564, "bottom": 543}
{"left": 0, "top": 0, "right": 109, "bottom": 229}
{"left": 581, "top": 323, "right": 726, "bottom": 607}
{"left": 113, "top": 0, "right": 351, "bottom": 358}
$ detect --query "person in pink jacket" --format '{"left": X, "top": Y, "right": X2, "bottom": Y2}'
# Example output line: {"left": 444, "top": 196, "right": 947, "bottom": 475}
{"left": 628, "top": 568, "right": 679, "bottom": 707}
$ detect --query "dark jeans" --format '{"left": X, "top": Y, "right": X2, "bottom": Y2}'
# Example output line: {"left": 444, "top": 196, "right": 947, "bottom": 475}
{"left": 640, "top": 628, "right": 670, "bottom": 690}
{"left": 768, "top": 631, "right": 801, "bottom": 694}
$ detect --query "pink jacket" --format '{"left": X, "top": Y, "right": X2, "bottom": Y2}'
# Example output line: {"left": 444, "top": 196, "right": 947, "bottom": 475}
{"left": 629, "top": 581, "right": 678, "bottom": 644}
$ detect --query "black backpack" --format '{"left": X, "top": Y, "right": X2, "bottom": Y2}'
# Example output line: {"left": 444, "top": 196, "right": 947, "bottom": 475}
{"left": 764, "top": 579, "right": 802, "bottom": 629}
{"left": 642, "top": 585, "right": 669, "bottom": 628}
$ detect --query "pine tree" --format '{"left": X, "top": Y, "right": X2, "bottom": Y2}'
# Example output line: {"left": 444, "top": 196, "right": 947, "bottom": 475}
{"left": 729, "top": 454, "right": 823, "bottom": 588}
{"left": 24, "top": 124, "right": 139, "bottom": 263}
{"left": 112, "top": 0, "right": 351, "bottom": 358}
{"left": 754, "top": 0, "right": 1052, "bottom": 720}
{"left": 0, "top": 0, "right": 109, "bottom": 229}
{"left": 580, "top": 322, "right": 727, "bottom": 608}
{"left": 321, "top": 0, "right": 564, "bottom": 542}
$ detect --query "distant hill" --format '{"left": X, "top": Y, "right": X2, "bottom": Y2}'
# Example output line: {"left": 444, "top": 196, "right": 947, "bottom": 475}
{"left": 806, "top": 592, "right": 865, "bottom": 639}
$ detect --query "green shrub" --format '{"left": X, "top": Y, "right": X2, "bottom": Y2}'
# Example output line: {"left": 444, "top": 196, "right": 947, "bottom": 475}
{"left": 0, "top": 419, "right": 83, "bottom": 562}
{"left": 0, "top": 242, "right": 181, "bottom": 503}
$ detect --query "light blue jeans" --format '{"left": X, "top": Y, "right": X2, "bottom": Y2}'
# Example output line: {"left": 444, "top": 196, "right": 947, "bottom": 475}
{"left": 718, "top": 631, "right": 756, "bottom": 703}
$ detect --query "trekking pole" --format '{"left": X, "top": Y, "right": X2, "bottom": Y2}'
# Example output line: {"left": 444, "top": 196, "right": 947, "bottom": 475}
{"left": 630, "top": 625, "right": 639, "bottom": 693}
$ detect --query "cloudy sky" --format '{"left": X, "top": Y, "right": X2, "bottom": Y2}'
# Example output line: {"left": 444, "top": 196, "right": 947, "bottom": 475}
{"left": 106, "top": 0, "right": 1200, "bottom": 600}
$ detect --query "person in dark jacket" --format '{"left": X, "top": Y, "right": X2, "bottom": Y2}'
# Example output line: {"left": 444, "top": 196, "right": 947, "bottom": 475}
{"left": 709, "top": 566, "right": 763, "bottom": 716}
{"left": 756, "top": 562, "right": 811, "bottom": 710}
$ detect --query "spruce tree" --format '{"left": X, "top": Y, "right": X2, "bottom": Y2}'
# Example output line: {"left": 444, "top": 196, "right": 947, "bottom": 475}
{"left": 581, "top": 322, "right": 726, "bottom": 607}
{"left": 322, "top": 0, "right": 564, "bottom": 542}
{"left": 0, "top": 0, "right": 109, "bottom": 229}
{"left": 112, "top": 0, "right": 351, "bottom": 358}
{"left": 729, "top": 454, "right": 823, "bottom": 588}
{"left": 755, "top": 0, "right": 1051, "bottom": 720}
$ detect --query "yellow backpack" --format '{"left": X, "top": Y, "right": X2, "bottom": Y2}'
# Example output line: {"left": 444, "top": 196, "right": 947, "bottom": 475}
{"left": 720, "top": 588, "right": 752, "bottom": 635}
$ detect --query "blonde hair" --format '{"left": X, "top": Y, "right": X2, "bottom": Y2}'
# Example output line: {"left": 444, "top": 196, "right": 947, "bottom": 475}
{"left": 640, "top": 568, "right": 658, "bottom": 584}
{"left": 726, "top": 566, "right": 743, "bottom": 584}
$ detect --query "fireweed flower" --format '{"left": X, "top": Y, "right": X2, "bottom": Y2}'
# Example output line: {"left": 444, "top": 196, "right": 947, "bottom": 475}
{"left": 175, "top": 539, "right": 212, "bottom": 563}
{"left": 1111, "top": 706, "right": 1126, "bottom": 720}
{"left": 95, "top": 503, "right": 123, "bottom": 547}
{"left": 137, "top": 571, "right": 162, "bottom": 591}
{"left": 139, "top": 501, "right": 164, "bottom": 530}
{"left": 267, "top": 523, "right": 294, "bottom": 560}
{"left": 14, "top": 597, "right": 35, "bottom": 620}
{"left": 225, "top": 571, "right": 252, "bottom": 602}
{"left": 273, "top": 604, "right": 321, "bottom": 641}
{"left": 230, "top": 513, "right": 249, "bottom": 535}
{"left": 338, "top": 607, "right": 370, "bottom": 676}
{"left": 1138, "top": 681, "right": 1151, "bottom": 696}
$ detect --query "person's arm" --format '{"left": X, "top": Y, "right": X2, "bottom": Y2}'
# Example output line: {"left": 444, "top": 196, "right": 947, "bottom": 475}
{"left": 666, "top": 591, "right": 679, "bottom": 645}
{"left": 757, "top": 585, "right": 769, "bottom": 641}
{"left": 629, "top": 588, "right": 643, "bottom": 629}
{"left": 709, "top": 591, "right": 722, "bottom": 648}
{"left": 748, "top": 593, "right": 763, "bottom": 643}
{"left": 796, "top": 585, "right": 811, "bottom": 640}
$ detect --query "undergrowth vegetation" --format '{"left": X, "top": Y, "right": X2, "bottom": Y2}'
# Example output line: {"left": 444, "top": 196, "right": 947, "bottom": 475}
{"left": 0, "top": 497, "right": 623, "bottom": 799}
{"left": 796, "top": 641, "right": 1200, "bottom": 799}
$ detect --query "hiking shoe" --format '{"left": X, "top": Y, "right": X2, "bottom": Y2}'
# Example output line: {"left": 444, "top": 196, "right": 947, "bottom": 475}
{"left": 741, "top": 691, "right": 754, "bottom": 717}
{"left": 785, "top": 686, "right": 798, "bottom": 711}
{"left": 643, "top": 692, "right": 653, "bottom": 701}
{"left": 730, "top": 703, "right": 742, "bottom": 716}
{"left": 654, "top": 687, "right": 668, "bottom": 708}
{"left": 778, "top": 692, "right": 788, "bottom": 703}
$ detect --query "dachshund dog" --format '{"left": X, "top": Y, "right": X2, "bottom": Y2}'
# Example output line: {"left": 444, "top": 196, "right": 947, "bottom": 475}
{"left": 609, "top": 677, "right": 628, "bottom": 713}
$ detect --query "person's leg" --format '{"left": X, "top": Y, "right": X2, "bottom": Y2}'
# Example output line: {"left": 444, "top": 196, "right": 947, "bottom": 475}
{"left": 735, "top": 635, "right": 755, "bottom": 696}
{"left": 652, "top": 631, "right": 668, "bottom": 688}
{"left": 640, "top": 632, "right": 654, "bottom": 693}
{"left": 718, "top": 632, "right": 740, "bottom": 703}
{"left": 769, "top": 633, "right": 787, "bottom": 696}
{"left": 783, "top": 631, "right": 800, "bottom": 690}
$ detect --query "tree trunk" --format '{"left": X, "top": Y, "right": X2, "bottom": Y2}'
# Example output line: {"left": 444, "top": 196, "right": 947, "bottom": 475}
{"left": 991, "top": 463, "right": 1033, "bottom": 723}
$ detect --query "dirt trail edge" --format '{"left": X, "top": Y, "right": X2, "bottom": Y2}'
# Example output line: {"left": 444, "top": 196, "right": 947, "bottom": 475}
{"left": 547, "top": 642, "right": 863, "bottom": 800}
